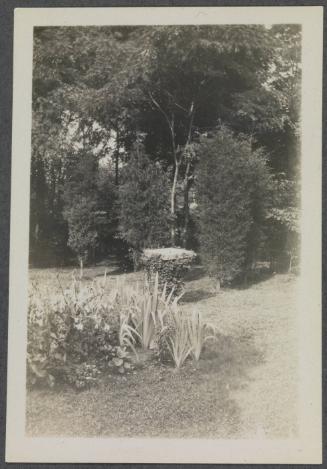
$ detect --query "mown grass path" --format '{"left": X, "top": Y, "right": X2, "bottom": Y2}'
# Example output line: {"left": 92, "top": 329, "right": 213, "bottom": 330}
{"left": 181, "top": 273, "right": 299, "bottom": 438}
{"left": 26, "top": 269, "right": 298, "bottom": 438}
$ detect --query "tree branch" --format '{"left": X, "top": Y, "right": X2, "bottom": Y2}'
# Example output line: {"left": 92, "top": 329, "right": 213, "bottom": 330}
{"left": 148, "top": 91, "right": 177, "bottom": 164}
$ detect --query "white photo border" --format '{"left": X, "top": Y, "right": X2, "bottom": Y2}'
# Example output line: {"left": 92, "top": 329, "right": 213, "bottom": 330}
{"left": 6, "top": 6, "right": 323, "bottom": 464}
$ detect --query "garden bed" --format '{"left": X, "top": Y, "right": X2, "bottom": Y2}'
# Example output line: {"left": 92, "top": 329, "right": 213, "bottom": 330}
{"left": 26, "top": 267, "right": 298, "bottom": 439}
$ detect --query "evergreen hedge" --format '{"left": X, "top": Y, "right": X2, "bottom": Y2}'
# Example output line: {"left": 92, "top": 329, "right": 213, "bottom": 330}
{"left": 196, "top": 128, "right": 272, "bottom": 286}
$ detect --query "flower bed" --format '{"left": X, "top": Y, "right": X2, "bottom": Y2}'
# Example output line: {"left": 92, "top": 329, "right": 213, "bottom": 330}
{"left": 27, "top": 268, "right": 216, "bottom": 390}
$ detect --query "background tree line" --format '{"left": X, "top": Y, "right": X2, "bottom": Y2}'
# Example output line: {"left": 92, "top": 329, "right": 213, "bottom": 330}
{"left": 30, "top": 24, "right": 301, "bottom": 284}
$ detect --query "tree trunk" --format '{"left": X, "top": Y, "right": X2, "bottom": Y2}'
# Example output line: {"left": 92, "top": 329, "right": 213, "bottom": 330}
{"left": 115, "top": 150, "right": 119, "bottom": 185}
{"left": 288, "top": 252, "right": 293, "bottom": 273}
{"left": 182, "top": 184, "right": 190, "bottom": 248}
{"left": 181, "top": 160, "right": 192, "bottom": 248}
{"left": 79, "top": 257, "right": 84, "bottom": 279}
{"left": 170, "top": 162, "right": 180, "bottom": 246}
{"left": 181, "top": 105, "right": 194, "bottom": 248}
{"left": 211, "top": 277, "right": 220, "bottom": 293}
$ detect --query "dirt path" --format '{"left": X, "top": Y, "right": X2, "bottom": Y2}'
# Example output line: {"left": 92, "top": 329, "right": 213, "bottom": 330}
{"left": 182, "top": 273, "right": 299, "bottom": 438}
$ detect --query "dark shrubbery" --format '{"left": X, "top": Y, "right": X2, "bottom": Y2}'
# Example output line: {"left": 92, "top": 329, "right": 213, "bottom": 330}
{"left": 118, "top": 143, "right": 171, "bottom": 266}
{"left": 196, "top": 128, "right": 273, "bottom": 286}
{"left": 266, "top": 176, "right": 300, "bottom": 273}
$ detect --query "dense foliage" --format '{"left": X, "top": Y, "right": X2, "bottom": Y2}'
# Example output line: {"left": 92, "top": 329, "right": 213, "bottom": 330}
{"left": 196, "top": 129, "right": 273, "bottom": 285}
{"left": 30, "top": 24, "right": 301, "bottom": 275}
{"left": 118, "top": 143, "right": 171, "bottom": 256}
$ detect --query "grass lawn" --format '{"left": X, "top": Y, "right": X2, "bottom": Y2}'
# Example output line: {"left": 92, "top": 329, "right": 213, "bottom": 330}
{"left": 26, "top": 266, "right": 299, "bottom": 439}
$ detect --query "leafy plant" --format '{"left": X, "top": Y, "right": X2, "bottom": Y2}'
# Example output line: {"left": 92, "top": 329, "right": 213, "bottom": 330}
{"left": 27, "top": 275, "right": 137, "bottom": 389}
{"left": 154, "top": 312, "right": 176, "bottom": 363}
{"left": 155, "top": 306, "right": 218, "bottom": 366}
{"left": 108, "top": 346, "right": 134, "bottom": 374}
{"left": 65, "top": 362, "right": 100, "bottom": 390}
{"left": 188, "top": 310, "right": 217, "bottom": 361}
{"left": 130, "top": 272, "right": 178, "bottom": 350}
{"left": 165, "top": 311, "right": 193, "bottom": 369}
{"left": 119, "top": 314, "right": 140, "bottom": 358}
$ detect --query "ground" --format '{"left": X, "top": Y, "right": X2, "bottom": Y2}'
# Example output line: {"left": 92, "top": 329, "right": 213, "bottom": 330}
{"left": 26, "top": 265, "right": 299, "bottom": 439}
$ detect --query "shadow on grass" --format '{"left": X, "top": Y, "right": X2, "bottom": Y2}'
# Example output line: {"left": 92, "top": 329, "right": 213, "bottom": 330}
{"left": 183, "top": 265, "right": 207, "bottom": 281}
{"left": 232, "top": 269, "right": 274, "bottom": 290}
{"left": 202, "top": 331, "right": 263, "bottom": 370}
{"left": 181, "top": 288, "right": 216, "bottom": 303}
{"left": 26, "top": 329, "right": 264, "bottom": 439}
{"left": 93, "top": 266, "right": 127, "bottom": 277}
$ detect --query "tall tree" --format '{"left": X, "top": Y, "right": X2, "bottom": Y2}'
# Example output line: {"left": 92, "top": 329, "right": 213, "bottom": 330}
{"left": 137, "top": 25, "right": 277, "bottom": 245}
{"left": 62, "top": 148, "right": 99, "bottom": 274}
{"left": 31, "top": 24, "right": 302, "bottom": 263}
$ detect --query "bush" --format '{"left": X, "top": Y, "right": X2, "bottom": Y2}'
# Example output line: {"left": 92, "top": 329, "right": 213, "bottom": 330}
{"left": 63, "top": 150, "right": 99, "bottom": 274}
{"left": 63, "top": 196, "right": 98, "bottom": 275}
{"left": 196, "top": 128, "right": 273, "bottom": 286}
{"left": 141, "top": 248, "right": 196, "bottom": 295}
{"left": 265, "top": 176, "right": 300, "bottom": 272}
{"left": 27, "top": 277, "right": 135, "bottom": 389}
{"left": 118, "top": 143, "right": 171, "bottom": 260}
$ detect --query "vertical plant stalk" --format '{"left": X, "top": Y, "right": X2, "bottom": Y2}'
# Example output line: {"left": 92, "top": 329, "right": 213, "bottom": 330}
{"left": 79, "top": 256, "right": 84, "bottom": 279}
{"left": 188, "top": 309, "right": 217, "bottom": 361}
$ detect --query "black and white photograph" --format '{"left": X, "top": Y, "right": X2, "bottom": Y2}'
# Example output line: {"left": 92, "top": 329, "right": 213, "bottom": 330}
{"left": 5, "top": 6, "right": 323, "bottom": 464}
